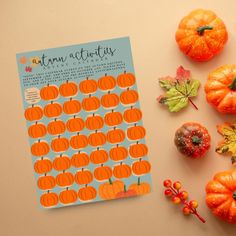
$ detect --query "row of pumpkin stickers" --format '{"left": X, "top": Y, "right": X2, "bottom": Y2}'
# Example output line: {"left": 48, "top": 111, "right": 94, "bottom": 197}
{"left": 24, "top": 72, "right": 151, "bottom": 208}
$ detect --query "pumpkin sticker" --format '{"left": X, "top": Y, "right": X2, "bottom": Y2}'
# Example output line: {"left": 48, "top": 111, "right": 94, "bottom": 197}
{"left": 17, "top": 37, "right": 152, "bottom": 208}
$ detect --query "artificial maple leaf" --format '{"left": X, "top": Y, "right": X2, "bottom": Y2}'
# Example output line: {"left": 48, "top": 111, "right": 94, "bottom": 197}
{"left": 158, "top": 66, "right": 200, "bottom": 112}
{"left": 216, "top": 122, "right": 236, "bottom": 165}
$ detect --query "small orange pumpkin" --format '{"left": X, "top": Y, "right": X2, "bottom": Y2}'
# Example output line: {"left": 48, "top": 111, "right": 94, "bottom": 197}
{"left": 85, "top": 114, "right": 104, "bottom": 130}
{"left": 53, "top": 155, "right": 71, "bottom": 171}
{"left": 109, "top": 145, "right": 128, "bottom": 161}
{"left": 120, "top": 89, "right": 138, "bottom": 105}
{"left": 66, "top": 116, "right": 84, "bottom": 132}
{"left": 117, "top": 71, "right": 136, "bottom": 88}
{"left": 116, "top": 186, "right": 137, "bottom": 199}
{"left": 82, "top": 96, "right": 100, "bottom": 112}
{"left": 104, "top": 110, "right": 123, "bottom": 126}
{"left": 205, "top": 65, "right": 236, "bottom": 114}
{"left": 47, "top": 119, "right": 66, "bottom": 135}
{"left": 132, "top": 160, "right": 151, "bottom": 176}
{"left": 90, "top": 148, "right": 108, "bottom": 164}
{"left": 59, "top": 80, "right": 78, "bottom": 97}
{"left": 113, "top": 163, "right": 131, "bottom": 179}
{"left": 28, "top": 122, "right": 47, "bottom": 138}
{"left": 40, "top": 84, "right": 59, "bottom": 100}
{"left": 123, "top": 107, "right": 142, "bottom": 123}
{"left": 98, "top": 179, "right": 124, "bottom": 200}
{"left": 101, "top": 92, "right": 119, "bottom": 109}
{"left": 71, "top": 152, "right": 90, "bottom": 168}
{"left": 59, "top": 188, "right": 77, "bottom": 204}
{"left": 205, "top": 169, "right": 236, "bottom": 224}
{"left": 24, "top": 105, "right": 43, "bottom": 121}
{"left": 88, "top": 131, "right": 106, "bottom": 147}
{"left": 98, "top": 74, "right": 116, "bottom": 91}
{"left": 127, "top": 125, "right": 146, "bottom": 141}
{"left": 37, "top": 175, "right": 56, "bottom": 190}
{"left": 75, "top": 169, "right": 93, "bottom": 185}
{"left": 129, "top": 143, "right": 148, "bottom": 158}
{"left": 79, "top": 77, "right": 98, "bottom": 94}
{"left": 40, "top": 191, "right": 58, "bottom": 207}
{"left": 56, "top": 172, "right": 74, "bottom": 187}
{"left": 175, "top": 9, "right": 228, "bottom": 62}
{"left": 106, "top": 128, "right": 125, "bottom": 144}
{"left": 78, "top": 186, "right": 97, "bottom": 201}
{"left": 129, "top": 178, "right": 151, "bottom": 195}
{"left": 51, "top": 136, "right": 69, "bottom": 153}
{"left": 44, "top": 102, "right": 62, "bottom": 118}
{"left": 63, "top": 98, "right": 81, "bottom": 115}
{"left": 31, "top": 140, "right": 50, "bottom": 156}
{"left": 34, "top": 158, "right": 52, "bottom": 174}
{"left": 70, "top": 133, "right": 88, "bottom": 149}
{"left": 94, "top": 165, "right": 112, "bottom": 181}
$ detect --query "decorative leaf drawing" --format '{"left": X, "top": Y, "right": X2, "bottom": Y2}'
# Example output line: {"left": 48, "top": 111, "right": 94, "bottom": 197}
{"left": 157, "top": 66, "right": 200, "bottom": 112}
{"left": 216, "top": 122, "right": 236, "bottom": 165}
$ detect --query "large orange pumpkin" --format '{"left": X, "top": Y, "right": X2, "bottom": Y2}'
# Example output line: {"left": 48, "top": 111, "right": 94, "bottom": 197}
{"left": 79, "top": 78, "right": 98, "bottom": 94}
{"left": 88, "top": 131, "right": 106, "bottom": 147}
{"left": 24, "top": 105, "right": 43, "bottom": 121}
{"left": 206, "top": 169, "right": 236, "bottom": 224}
{"left": 117, "top": 72, "right": 136, "bottom": 88}
{"left": 109, "top": 145, "right": 128, "bottom": 161}
{"left": 94, "top": 165, "right": 112, "bottom": 181}
{"left": 129, "top": 178, "right": 151, "bottom": 195}
{"left": 75, "top": 169, "right": 93, "bottom": 185}
{"left": 85, "top": 114, "right": 104, "bottom": 130}
{"left": 40, "top": 191, "right": 58, "bottom": 207}
{"left": 78, "top": 186, "right": 97, "bottom": 201}
{"left": 66, "top": 116, "right": 84, "bottom": 132}
{"left": 37, "top": 175, "right": 56, "bottom": 190}
{"left": 51, "top": 136, "right": 69, "bottom": 152}
{"left": 70, "top": 133, "right": 88, "bottom": 149}
{"left": 71, "top": 152, "right": 90, "bottom": 168}
{"left": 90, "top": 148, "right": 108, "bottom": 164}
{"left": 31, "top": 140, "right": 50, "bottom": 156}
{"left": 98, "top": 74, "right": 116, "bottom": 91}
{"left": 106, "top": 128, "right": 125, "bottom": 144}
{"left": 59, "top": 188, "right": 77, "bottom": 204}
{"left": 59, "top": 80, "right": 78, "bottom": 97}
{"left": 120, "top": 89, "right": 138, "bottom": 105}
{"left": 204, "top": 65, "right": 236, "bottom": 114}
{"left": 63, "top": 98, "right": 81, "bottom": 115}
{"left": 123, "top": 107, "right": 142, "bottom": 123}
{"left": 113, "top": 163, "right": 131, "bottom": 179}
{"left": 104, "top": 110, "right": 123, "bottom": 126}
{"left": 175, "top": 9, "right": 228, "bottom": 62}
{"left": 132, "top": 160, "right": 151, "bottom": 176}
{"left": 56, "top": 172, "right": 74, "bottom": 187}
{"left": 53, "top": 155, "right": 71, "bottom": 171}
{"left": 34, "top": 158, "right": 52, "bottom": 174}
{"left": 28, "top": 122, "right": 47, "bottom": 138}
{"left": 82, "top": 96, "right": 100, "bottom": 112}
{"left": 40, "top": 84, "right": 59, "bottom": 100}
{"left": 129, "top": 143, "right": 148, "bottom": 158}
{"left": 127, "top": 125, "right": 146, "bottom": 141}
{"left": 101, "top": 92, "right": 119, "bottom": 109}
{"left": 44, "top": 102, "right": 62, "bottom": 118}
{"left": 47, "top": 119, "right": 66, "bottom": 135}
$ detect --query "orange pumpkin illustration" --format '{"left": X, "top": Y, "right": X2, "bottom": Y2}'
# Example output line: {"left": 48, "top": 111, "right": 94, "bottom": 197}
{"left": 75, "top": 169, "right": 93, "bottom": 185}
{"left": 40, "top": 191, "right": 58, "bottom": 207}
{"left": 66, "top": 116, "right": 84, "bottom": 133}
{"left": 85, "top": 114, "right": 104, "bottom": 130}
{"left": 28, "top": 122, "right": 47, "bottom": 138}
{"left": 71, "top": 152, "right": 90, "bottom": 168}
{"left": 116, "top": 186, "right": 137, "bottom": 199}
{"left": 59, "top": 80, "right": 78, "bottom": 97}
{"left": 78, "top": 186, "right": 97, "bottom": 201}
{"left": 37, "top": 175, "right": 56, "bottom": 190}
{"left": 53, "top": 155, "right": 71, "bottom": 171}
{"left": 51, "top": 136, "right": 69, "bottom": 152}
{"left": 63, "top": 98, "right": 81, "bottom": 115}
{"left": 47, "top": 119, "right": 66, "bottom": 135}
{"left": 56, "top": 172, "right": 74, "bottom": 187}
{"left": 24, "top": 105, "right": 43, "bottom": 121}
{"left": 79, "top": 77, "right": 98, "bottom": 94}
{"left": 59, "top": 188, "right": 77, "bottom": 204}
{"left": 106, "top": 128, "right": 125, "bottom": 144}
{"left": 88, "top": 131, "right": 106, "bottom": 147}
{"left": 113, "top": 163, "right": 131, "bottom": 179}
{"left": 127, "top": 125, "right": 146, "bottom": 140}
{"left": 82, "top": 95, "right": 100, "bottom": 112}
{"left": 129, "top": 178, "right": 151, "bottom": 195}
{"left": 104, "top": 110, "right": 123, "bottom": 126}
{"left": 40, "top": 84, "right": 59, "bottom": 101}
{"left": 98, "top": 74, "right": 116, "bottom": 91}
{"left": 44, "top": 102, "right": 62, "bottom": 118}
{"left": 117, "top": 72, "right": 136, "bottom": 88}
{"left": 132, "top": 160, "right": 151, "bottom": 176}
{"left": 120, "top": 88, "right": 138, "bottom": 105}
{"left": 123, "top": 107, "right": 142, "bottom": 123}
{"left": 94, "top": 165, "right": 112, "bottom": 181}
{"left": 34, "top": 158, "right": 52, "bottom": 174}
{"left": 20, "top": 56, "right": 27, "bottom": 64}
{"left": 70, "top": 133, "right": 88, "bottom": 149}
{"left": 31, "top": 140, "right": 50, "bottom": 156}
{"left": 90, "top": 148, "right": 108, "bottom": 164}
{"left": 109, "top": 145, "right": 128, "bottom": 161}
{"left": 129, "top": 143, "right": 148, "bottom": 158}
{"left": 101, "top": 92, "right": 119, "bottom": 108}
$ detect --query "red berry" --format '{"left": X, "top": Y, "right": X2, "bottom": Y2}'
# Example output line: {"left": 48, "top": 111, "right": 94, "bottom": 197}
{"left": 183, "top": 206, "right": 191, "bottom": 215}
{"left": 163, "top": 179, "right": 172, "bottom": 188}
{"left": 164, "top": 189, "right": 173, "bottom": 197}
{"left": 173, "top": 181, "right": 182, "bottom": 190}
{"left": 189, "top": 200, "right": 198, "bottom": 209}
{"left": 172, "top": 196, "right": 181, "bottom": 204}
{"left": 179, "top": 191, "right": 188, "bottom": 200}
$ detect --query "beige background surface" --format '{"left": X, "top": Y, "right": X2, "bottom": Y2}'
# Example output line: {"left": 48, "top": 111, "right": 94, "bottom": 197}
{"left": 0, "top": 0, "right": 235, "bottom": 235}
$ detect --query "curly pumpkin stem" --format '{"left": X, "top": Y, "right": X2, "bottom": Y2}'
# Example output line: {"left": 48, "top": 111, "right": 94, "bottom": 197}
{"left": 197, "top": 26, "right": 213, "bottom": 36}
{"left": 228, "top": 78, "right": 236, "bottom": 90}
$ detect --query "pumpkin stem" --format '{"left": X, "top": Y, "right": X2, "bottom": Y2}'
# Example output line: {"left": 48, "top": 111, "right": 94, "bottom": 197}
{"left": 138, "top": 177, "right": 141, "bottom": 185}
{"left": 233, "top": 191, "right": 236, "bottom": 200}
{"left": 124, "top": 185, "right": 127, "bottom": 193}
{"left": 108, "top": 178, "right": 113, "bottom": 185}
{"left": 197, "top": 25, "right": 213, "bottom": 36}
{"left": 105, "top": 73, "right": 107, "bottom": 76}
{"left": 192, "top": 136, "right": 201, "bottom": 145}
{"left": 228, "top": 78, "right": 236, "bottom": 90}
